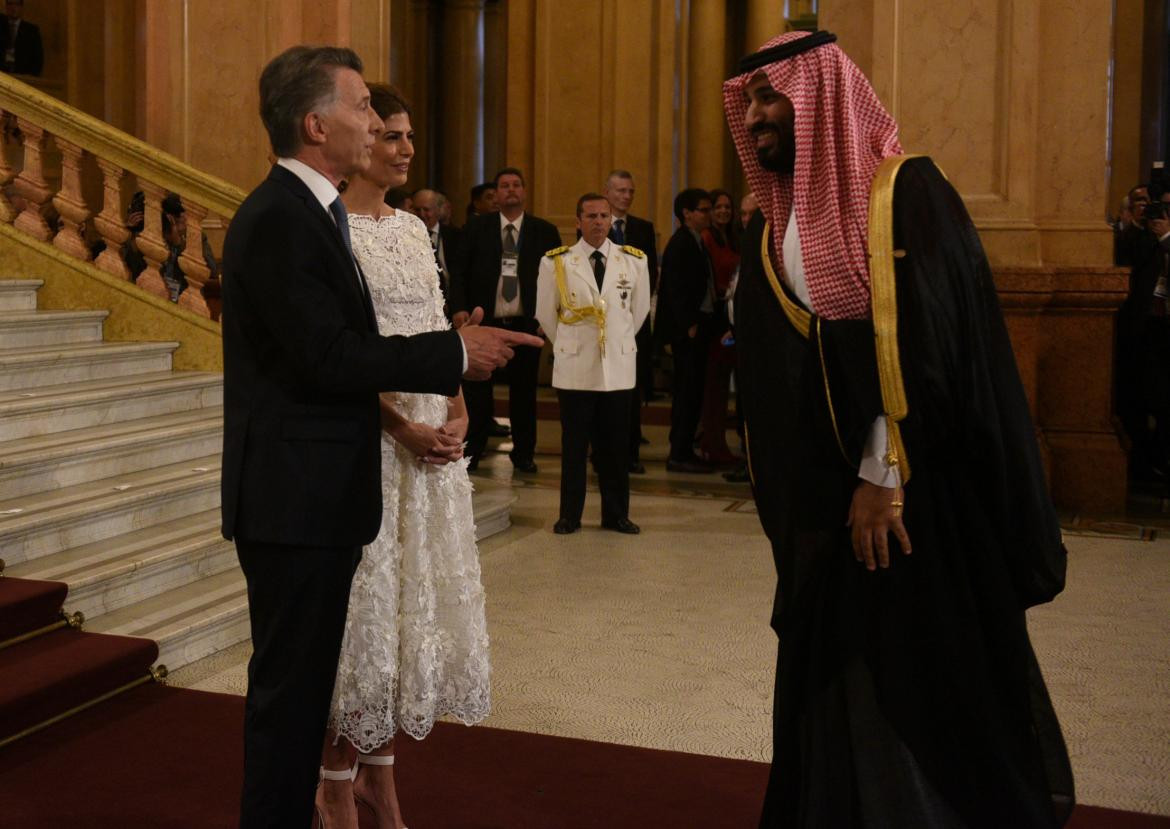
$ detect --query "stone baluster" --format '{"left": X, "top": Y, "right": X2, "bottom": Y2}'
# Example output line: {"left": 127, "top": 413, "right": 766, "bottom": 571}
{"left": 134, "top": 181, "right": 172, "bottom": 301}
{"left": 92, "top": 159, "right": 131, "bottom": 279}
{"left": 177, "top": 199, "right": 211, "bottom": 317}
{"left": 50, "top": 138, "right": 92, "bottom": 260}
{"left": 0, "top": 113, "right": 17, "bottom": 225}
{"left": 12, "top": 118, "right": 54, "bottom": 241}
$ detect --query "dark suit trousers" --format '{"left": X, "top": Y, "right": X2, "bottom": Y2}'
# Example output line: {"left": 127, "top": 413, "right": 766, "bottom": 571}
{"left": 235, "top": 539, "right": 362, "bottom": 829}
{"left": 628, "top": 319, "right": 653, "bottom": 461}
{"left": 669, "top": 314, "right": 714, "bottom": 461}
{"left": 558, "top": 388, "right": 631, "bottom": 523}
{"left": 465, "top": 316, "right": 541, "bottom": 465}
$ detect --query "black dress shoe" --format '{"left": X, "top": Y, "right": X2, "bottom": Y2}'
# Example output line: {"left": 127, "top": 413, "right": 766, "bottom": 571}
{"left": 490, "top": 420, "right": 511, "bottom": 437}
{"left": 512, "top": 458, "right": 538, "bottom": 474}
{"left": 722, "top": 463, "right": 750, "bottom": 483}
{"left": 666, "top": 457, "right": 713, "bottom": 474}
{"left": 553, "top": 518, "right": 580, "bottom": 534}
{"left": 602, "top": 517, "right": 640, "bottom": 534}
{"left": 629, "top": 461, "right": 646, "bottom": 474}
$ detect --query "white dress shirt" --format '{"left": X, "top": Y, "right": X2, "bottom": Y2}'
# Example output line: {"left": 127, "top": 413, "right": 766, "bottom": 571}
{"left": 780, "top": 205, "right": 899, "bottom": 489}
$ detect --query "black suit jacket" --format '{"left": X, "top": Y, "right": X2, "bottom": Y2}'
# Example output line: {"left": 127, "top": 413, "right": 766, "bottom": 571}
{"left": 656, "top": 225, "right": 712, "bottom": 342}
{"left": 0, "top": 17, "right": 42, "bottom": 76}
{"left": 220, "top": 165, "right": 463, "bottom": 547}
{"left": 449, "top": 211, "right": 562, "bottom": 320}
{"left": 613, "top": 214, "right": 659, "bottom": 292}
{"left": 434, "top": 222, "right": 463, "bottom": 300}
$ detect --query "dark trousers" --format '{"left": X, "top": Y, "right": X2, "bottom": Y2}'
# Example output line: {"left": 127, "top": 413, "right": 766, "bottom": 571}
{"left": 464, "top": 316, "right": 541, "bottom": 465}
{"left": 236, "top": 539, "right": 362, "bottom": 829}
{"left": 669, "top": 316, "right": 714, "bottom": 461}
{"left": 558, "top": 388, "right": 631, "bottom": 524}
{"left": 629, "top": 320, "right": 653, "bottom": 462}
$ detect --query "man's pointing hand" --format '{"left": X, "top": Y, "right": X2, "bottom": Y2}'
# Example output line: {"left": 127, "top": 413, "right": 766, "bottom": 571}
{"left": 457, "top": 307, "right": 544, "bottom": 380}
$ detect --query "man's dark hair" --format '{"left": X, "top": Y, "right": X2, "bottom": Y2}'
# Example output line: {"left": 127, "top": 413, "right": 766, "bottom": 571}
{"left": 470, "top": 182, "right": 496, "bottom": 200}
{"left": 576, "top": 192, "right": 609, "bottom": 217}
{"left": 259, "top": 46, "right": 363, "bottom": 158}
{"left": 673, "top": 187, "right": 711, "bottom": 223}
{"left": 368, "top": 82, "right": 411, "bottom": 121}
{"left": 161, "top": 193, "right": 185, "bottom": 237}
{"left": 494, "top": 167, "right": 525, "bottom": 187}
{"left": 385, "top": 188, "right": 412, "bottom": 209}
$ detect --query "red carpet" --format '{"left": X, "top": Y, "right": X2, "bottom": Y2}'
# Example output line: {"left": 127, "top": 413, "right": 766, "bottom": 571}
{"left": 0, "top": 577, "right": 68, "bottom": 641}
{"left": 1, "top": 683, "right": 1167, "bottom": 829}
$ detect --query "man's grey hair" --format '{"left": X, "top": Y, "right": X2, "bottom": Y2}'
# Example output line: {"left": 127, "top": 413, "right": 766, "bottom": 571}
{"left": 606, "top": 169, "right": 634, "bottom": 187}
{"left": 259, "top": 46, "right": 363, "bottom": 158}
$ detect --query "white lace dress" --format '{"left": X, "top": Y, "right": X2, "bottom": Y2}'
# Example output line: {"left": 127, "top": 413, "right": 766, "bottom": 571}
{"left": 328, "top": 210, "right": 491, "bottom": 751}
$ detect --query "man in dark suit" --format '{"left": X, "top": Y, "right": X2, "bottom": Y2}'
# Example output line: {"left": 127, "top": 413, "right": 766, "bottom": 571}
{"left": 604, "top": 169, "right": 659, "bottom": 473}
{"left": 449, "top": 166, "right": 562, "bottom": 472}
{"left": 657, "top": 187, "right": 717, "bottom": 473}
{"left": 221, "top": 46, "right": 539, "bottom": 829}
{"left": 1, "top": 0, "right": 43, "bottom": 76}
{"left": 412, "top": 187, "right": 462, "bottom": 316}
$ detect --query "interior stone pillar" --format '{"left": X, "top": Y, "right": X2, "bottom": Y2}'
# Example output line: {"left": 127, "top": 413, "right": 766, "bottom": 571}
{"left": 744, "top": 0, "right": 784, "bottom": 53}
{"left": 819, "top": 0, "right": 1127, "bottom": 512}
{"left": 685, "top": 0, "right": 727, "bottom": 190}
{"left": 437, "top": 0, "right": 485, "bottom": 223}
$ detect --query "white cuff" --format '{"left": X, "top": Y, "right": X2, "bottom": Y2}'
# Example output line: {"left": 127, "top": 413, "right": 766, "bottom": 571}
{"left": 858, "top": 414, "right": 901, "bottom": 489}
{"left": 460, "top": 338, "right": 468, "bottom": 374}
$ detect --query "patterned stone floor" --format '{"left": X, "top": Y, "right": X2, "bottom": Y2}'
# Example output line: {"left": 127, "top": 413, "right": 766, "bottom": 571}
{"left": 172, "top": 421, "right": 1170, "bottom": 816}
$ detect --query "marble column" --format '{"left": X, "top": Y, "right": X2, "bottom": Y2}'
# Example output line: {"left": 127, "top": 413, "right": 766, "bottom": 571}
{"left": 438, "top": 0, "right": 485, "bottom": 223}
{"left": 685, "top": 0, "right": 727, "bottom": 190}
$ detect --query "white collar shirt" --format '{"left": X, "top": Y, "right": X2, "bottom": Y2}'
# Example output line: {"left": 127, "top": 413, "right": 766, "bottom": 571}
{"left": 500, "top": 211, "right": 525, "bottom": 245}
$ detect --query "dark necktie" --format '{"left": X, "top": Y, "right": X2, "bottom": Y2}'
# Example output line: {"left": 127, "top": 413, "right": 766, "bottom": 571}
{"left": 502, "top": 223, "right": 518, "bottom": 301}
{"left": 610, "top": 218, "right": 625, "bottom": 245}
{"left": 328, "top": 197, "right": 354, "bottom": 260}
{"left": 590, "top": 251, "right": 606, "bottom": 291}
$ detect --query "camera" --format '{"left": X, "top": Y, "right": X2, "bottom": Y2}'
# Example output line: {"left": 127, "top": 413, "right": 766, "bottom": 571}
{"left": 1146, "top": 201, "right": 1167, "bottom": 222}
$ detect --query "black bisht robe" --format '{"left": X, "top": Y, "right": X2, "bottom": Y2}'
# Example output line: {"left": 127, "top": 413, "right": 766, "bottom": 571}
{"left": 736, "top": 157, "right": 1074, "bottom": 828}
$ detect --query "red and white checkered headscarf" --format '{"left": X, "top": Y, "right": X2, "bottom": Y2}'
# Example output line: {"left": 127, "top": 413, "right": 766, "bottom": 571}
{"left": 723, "top": 31, "right": 902, "bottom": 320}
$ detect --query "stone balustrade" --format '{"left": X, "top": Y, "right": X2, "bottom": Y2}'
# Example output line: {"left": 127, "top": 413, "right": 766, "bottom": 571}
{"left": 0, "top": 72, "right": 246, "bottom": 321}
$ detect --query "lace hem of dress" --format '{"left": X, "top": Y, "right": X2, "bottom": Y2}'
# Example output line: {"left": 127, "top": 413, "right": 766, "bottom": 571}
{"left": 331, "top": 690, "right": 491, "bottom": 752}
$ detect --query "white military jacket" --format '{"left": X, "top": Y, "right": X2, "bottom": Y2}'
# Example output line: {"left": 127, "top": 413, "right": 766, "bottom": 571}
{"left": 535, "top": 236, "right": 651, "bottom": 391}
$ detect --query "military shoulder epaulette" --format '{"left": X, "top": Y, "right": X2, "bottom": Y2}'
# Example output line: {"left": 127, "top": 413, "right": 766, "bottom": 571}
{"left": 621, "top": 244, "right": 646, "bottom": 259}
{"left": 545, "top": 245, "right": 570, "bottom": 257}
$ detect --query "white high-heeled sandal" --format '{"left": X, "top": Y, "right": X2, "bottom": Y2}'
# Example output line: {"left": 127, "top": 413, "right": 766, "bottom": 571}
{"left": 315, "top": 763, "right": 357, "bottom": 829}
{"left": 354, "top": 753, "right": 408, "bottom": 829}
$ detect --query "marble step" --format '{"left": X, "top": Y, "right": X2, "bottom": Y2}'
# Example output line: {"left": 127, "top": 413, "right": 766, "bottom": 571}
{"left": 6, "top": 509, "right": 234, "bottom": 622}
{"left": 0, "top": 341, "right": 177, "bottom": 391}
{"left": 0, "top": 372, "right": 223, "bottom": 440}
{"left": 0, "top": 455, "right": 222, "bottom": 567}
{"left": 0, "top": 309, "right": 108, "bottom": 348}
{"left": 472, "top": 477, "right": 516, "bottom": 540}
{"left": 88, "top": 568, "right": 249, "bottom": 672}
{"left": 0, "top": 408, "right": 224, "bottom": 498}
{"left": 0, "top": 279, "right": 43, "bottom": 311}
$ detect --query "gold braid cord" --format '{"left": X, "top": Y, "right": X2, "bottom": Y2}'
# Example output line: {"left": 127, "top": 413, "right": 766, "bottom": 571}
{"left": 760, "top": 224, "right": 811, "bottom": 339}
{"left": 867, "top": 153, "right": 924, "bottom": 484}
{"left": 553, "top": 252, "right": 607, "bottom": 357}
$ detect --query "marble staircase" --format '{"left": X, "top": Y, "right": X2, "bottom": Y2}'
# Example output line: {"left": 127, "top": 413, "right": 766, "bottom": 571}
{"left": 0, "top": 279, "right": 514, "bottom": 673}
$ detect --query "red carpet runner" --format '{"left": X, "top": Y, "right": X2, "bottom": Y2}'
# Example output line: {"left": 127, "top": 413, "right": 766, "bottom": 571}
{"left": 2, "top": 577, "right": 1168, "bottom": 827}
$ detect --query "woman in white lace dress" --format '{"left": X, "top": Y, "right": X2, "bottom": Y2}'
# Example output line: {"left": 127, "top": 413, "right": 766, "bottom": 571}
{"left": 315, "top": 84, "right": 490, "bottom": 829}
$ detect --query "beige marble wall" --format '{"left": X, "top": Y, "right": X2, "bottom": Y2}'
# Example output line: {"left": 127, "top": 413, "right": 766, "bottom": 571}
{"left": 133, "top": 0, "right": 391, "bottom": 192}
{"left": 507, "top": 0, "right": 683, "bottom": 242}
{"left": 823, "top": 0, "right": 1113, "bottom": 268}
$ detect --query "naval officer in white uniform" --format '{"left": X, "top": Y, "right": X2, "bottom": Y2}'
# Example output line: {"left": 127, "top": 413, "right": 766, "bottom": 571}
{"left": 536, "top": 192, "right": 651, "bottom": 534}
